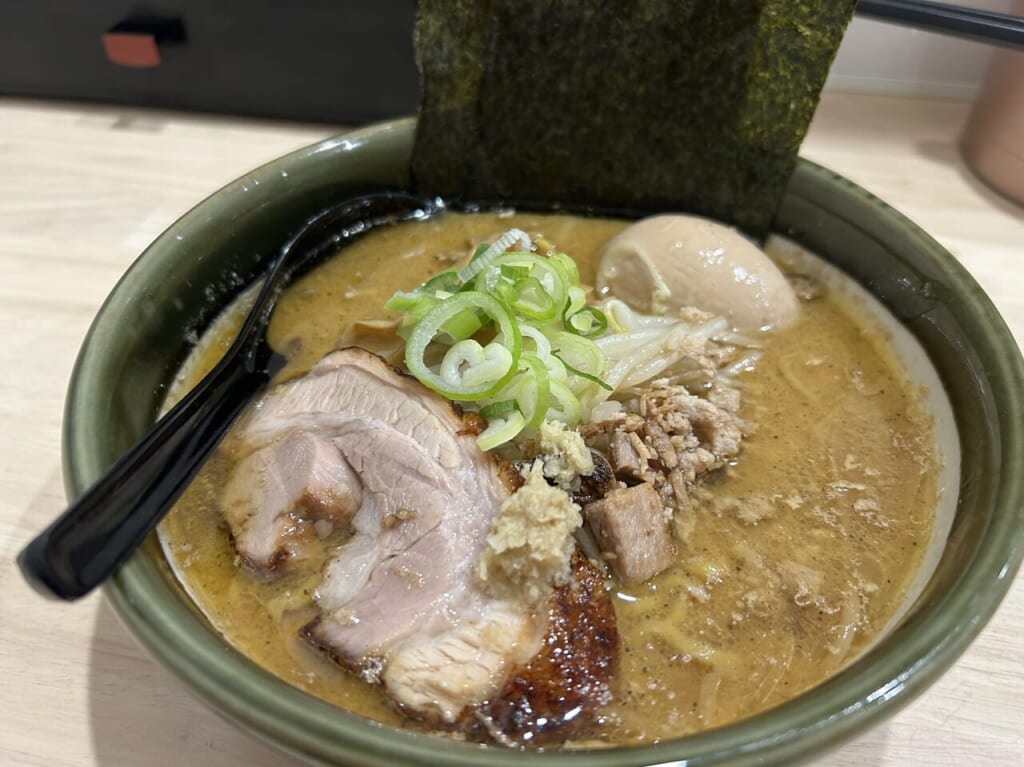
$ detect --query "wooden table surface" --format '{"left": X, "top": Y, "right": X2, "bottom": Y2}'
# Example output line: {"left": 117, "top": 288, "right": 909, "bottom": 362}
{"left": 1, "top": 92, "right": 1021, "bottom": 766}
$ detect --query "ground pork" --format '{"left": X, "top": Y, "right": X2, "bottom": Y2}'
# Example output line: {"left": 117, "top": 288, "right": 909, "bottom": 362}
{"left": 581, "top": 378, "right": 744, "bottom": 511}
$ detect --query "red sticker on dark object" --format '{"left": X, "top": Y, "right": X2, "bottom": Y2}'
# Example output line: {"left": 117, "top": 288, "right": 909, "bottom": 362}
{"left": 102, "top": 32, "right": 161, "bottom": 68}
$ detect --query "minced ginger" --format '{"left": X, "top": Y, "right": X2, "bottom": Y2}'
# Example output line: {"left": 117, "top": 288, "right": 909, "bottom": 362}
{"left": 536, "top": 419, "right": 594, "bottom": 491}
{"left": 476, "top": 459, "right": 582, "bottom": 604}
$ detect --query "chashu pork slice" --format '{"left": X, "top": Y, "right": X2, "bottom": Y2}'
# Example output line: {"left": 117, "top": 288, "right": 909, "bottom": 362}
{"left": 221, "top": 430, "right": 362, "bottom": 569}
{"left": 224, "top": 348, "right": 543, "bottom": 717}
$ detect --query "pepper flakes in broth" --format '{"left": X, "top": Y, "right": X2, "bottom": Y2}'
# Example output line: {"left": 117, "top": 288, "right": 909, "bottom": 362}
{"left": 159, "top": 211, "right": 939, "bottom": 746}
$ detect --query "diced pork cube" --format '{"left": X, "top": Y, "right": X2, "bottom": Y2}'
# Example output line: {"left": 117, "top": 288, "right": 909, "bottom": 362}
{"left": 609, "top": 429, "right": 646, "bottom": 483}
{"left": 584, "top": 483, "right": 675, "bottom": 585}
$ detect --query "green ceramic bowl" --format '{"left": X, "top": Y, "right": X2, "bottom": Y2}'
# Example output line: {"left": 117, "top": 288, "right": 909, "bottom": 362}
{"left": 64, "top": 120, "right": 1024, "bottom": 766}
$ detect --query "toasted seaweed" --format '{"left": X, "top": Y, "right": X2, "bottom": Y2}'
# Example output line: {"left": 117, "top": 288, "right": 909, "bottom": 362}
{"left": 412, "top": 0, "right": 856, "bottom": 239}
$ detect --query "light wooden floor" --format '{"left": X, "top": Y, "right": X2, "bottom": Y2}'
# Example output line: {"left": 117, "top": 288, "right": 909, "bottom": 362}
{"left": 0, "top": 92, "right": 1021, "bottom": 766}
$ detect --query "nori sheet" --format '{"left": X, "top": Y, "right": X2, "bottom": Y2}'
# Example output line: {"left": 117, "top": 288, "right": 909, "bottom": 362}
{"left": 412, "top": 0, "right": 856, "bottom": 239}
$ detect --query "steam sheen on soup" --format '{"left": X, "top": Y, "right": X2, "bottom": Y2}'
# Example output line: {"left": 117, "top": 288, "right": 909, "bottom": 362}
{"left": 159, "top": 212, "right": 942, "bottom": 746}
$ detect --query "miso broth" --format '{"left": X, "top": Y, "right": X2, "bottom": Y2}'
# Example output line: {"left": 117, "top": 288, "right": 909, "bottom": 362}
{"left": 159, "top": 212, "right": 949, "bottom": 745}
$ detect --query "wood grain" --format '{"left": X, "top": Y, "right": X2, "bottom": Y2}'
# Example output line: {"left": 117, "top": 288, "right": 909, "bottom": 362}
{"left": 1, "top": 93, "right": 1021, "bottom": 766}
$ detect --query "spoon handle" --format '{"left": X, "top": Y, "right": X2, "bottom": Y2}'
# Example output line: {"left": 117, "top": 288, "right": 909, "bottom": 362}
{"left": 19, "top": 191, "right": 437, "bottom": 601}
{"left": 18, "top": 346, "right": 281, "bottom": 600}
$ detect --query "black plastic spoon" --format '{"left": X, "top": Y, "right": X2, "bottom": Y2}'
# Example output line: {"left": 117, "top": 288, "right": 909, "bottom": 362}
{"left": 18, "top": 191, "right": 437, "bottom": 601}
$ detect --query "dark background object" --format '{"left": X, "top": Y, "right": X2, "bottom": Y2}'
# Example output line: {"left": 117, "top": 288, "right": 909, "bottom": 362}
{"left": 0, "top": 1, "right": 418, "bottom": 123}
{"left": 102, "top": 15, "right": 187, "bottom": 68}
{"left": 1, "top": 2, "right": 1018, "bottom": 125}
{"left": 857, "top": 0, "right": 1024, "bottom": 51}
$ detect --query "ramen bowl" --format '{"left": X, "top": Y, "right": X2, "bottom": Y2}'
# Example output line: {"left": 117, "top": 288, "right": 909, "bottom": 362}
{"left": 63, "top": 119, "right": 1024, "bottom": 766}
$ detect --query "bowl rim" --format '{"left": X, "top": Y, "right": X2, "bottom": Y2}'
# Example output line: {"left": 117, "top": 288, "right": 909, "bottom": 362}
{"left": 64, "top": 119, "right": 1024, "bottom": 767}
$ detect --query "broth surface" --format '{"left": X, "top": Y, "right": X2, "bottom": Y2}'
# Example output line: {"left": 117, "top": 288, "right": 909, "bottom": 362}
{"left": 159, "top": 212, "right": 938, "bottom": 744}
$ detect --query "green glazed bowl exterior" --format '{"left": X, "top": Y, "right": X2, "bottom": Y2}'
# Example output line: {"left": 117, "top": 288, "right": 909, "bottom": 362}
{"left": 63, "top": 119, "right": 1024, "bottom": 767}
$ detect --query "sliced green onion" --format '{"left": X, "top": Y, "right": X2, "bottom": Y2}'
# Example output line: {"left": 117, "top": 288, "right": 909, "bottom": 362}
{"left": 548, "top": 252, "right": 580, "bottom": 286}
{"left": 499, "top": 263, "right": 530, "bottom": 281}
{"left": 566, "top": 306, "right": 609, "bottom": 338}
{"left": 517, "top": 322, "right": 552, "bottom": 358}
{"left": 439, "top": 307, "right": 483, "bottom": 341}
{"left": 388, "top": 233, "right": 619, "bottom": 449}
{"left": 385, "top": 291, "right": 430, "bottom": 313}
{"left": 564, "top": 286, "right": 587, "bottom": 320}
{"left": 422, "top": 269, "right": 461, "bottom": 293}
{"left": 491, "top": 280, "right": 516, "bottom": 306}
{"left": 476, "top": 411, "right": 527, "bottom": 451}
{"left": 479, "top": 399, "right": 519, "bottom": 419}
{"left": 542, "top": 352, "right": 568, "bottom": 382}
{"left": 552, "top": 351, "right": 613, "bottom": 391}
{"left": 457, "top": 228, "right": 532, "bottom": 283}
{"left": 550, "top": 331, "right": 604, "bottom": 376}
{"left": 516, "top": 353, "right": 552, "bottom": 429}
{"left": 393, "top": 294, "right": 443, "bottom": 340}
{"left": 546, "top": 380, "right": 583, "bottom": 424}
{"left": 440, "top": 339, "right": 514, "bottom": 388}
{"left": 479, "top": 253, "right": 568, "bottom": 314}
{"left": 405, "top": 291, "right": 520, "bottom": 400}
{"left": 386, "top": 270, "right": 462, "bottom": 313}
{"left": 509, "top": 277, "right": 557, "bottom": 321}
{"left": 518, "top": 323, "right": 567, "bottom": 382}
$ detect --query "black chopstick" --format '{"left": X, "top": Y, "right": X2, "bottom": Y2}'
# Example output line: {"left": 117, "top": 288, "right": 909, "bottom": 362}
{"left": 857, "top": 0, "right": 1024, "bottom": 51}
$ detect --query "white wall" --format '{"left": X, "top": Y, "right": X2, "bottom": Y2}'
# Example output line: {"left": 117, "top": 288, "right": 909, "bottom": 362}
{"left": 825, "top": 0, "right": 1016, "bottom": 99}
